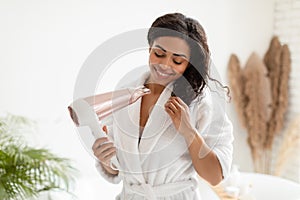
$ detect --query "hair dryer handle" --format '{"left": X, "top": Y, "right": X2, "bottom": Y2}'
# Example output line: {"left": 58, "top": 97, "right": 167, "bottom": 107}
{"left": 68, "top": 99, "right": 120, "bottom": 169}
{"left": 97, "top": 128, "right": 120, "bottom": 170}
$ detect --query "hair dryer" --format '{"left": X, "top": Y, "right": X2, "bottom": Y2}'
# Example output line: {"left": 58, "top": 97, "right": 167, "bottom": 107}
{"left": 68, "top": 86, "right": 150, "bottom": 169}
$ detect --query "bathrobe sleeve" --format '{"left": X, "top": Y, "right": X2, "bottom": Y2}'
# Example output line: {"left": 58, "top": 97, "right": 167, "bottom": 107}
{"left": 192, "top": 89, "right": 234, "bottom": 179}
{"left": 95, "top": 115, "right": 122, "bottom": 184}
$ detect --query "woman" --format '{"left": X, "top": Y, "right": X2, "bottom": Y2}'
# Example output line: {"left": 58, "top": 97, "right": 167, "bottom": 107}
{"left": 92, "top": 13, "right": 233, "bottom": 200}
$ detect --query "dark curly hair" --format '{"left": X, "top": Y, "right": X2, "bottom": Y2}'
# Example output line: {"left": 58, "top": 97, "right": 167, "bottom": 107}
{"left": 147, "top": 13, "right": 229, "bottom": 105}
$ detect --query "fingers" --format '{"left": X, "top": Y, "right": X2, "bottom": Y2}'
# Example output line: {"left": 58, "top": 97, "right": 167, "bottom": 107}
{"left": 92, "top": 137, "right": 116, "bottom": 164}
{"left": 92, "top": 137, "right": 109, "bottom": 151}
{"left": 95, "top": 146, "right": 116, "bottom": 163}
{"left": 168, "top": 100, "right": 180, "bottom": 110}
{"left": 165, "top": 100, "right": 177, "bottom": 117}
{"left": 165, "top": 105, "right": 175, "bottom": 116}
{"left": 172, "top": 96, "right": 189, "bottom": 109}
{"left": 165, "top": 97, "right": 186, "bottom": 114}
{"left": 94, "top": 140, "right": 114, "bottom": 154}
{"left": 165, "top": 102, "right": 177, "bottom": 114}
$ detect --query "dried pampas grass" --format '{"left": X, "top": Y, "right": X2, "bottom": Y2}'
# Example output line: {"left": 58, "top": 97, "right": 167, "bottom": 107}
{"left": 243, "top": 53, "right": 272, "bottom": 171}
{"left": 228, "top": 52, "right": 272, "bottom": 172}
{"left": 227, "top": 54, "right": 247, "bottom": 128}
{"left": 274, "top": 115, "right": 300, "bottom": 176}
{"left": 264, "top": 37, "right": 291, "bottom": 149}
{"left": 227, "top": 36, "right": 291, "bottom": 173}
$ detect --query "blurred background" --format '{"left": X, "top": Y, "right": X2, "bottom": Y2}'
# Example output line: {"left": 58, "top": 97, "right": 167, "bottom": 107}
{"left": 0, "top": 0, "right": 299, "bottom": 199}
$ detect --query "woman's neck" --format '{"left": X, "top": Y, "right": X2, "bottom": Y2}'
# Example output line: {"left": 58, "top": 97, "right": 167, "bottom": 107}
{"left": 144, "top": 83, "right": 165, "bottom": 95}
{"left": 144, "top": 76, "right": 166, "bottom": 95}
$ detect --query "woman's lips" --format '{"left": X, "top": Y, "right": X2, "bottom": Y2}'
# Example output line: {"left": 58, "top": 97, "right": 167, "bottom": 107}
{"left": 154, "top": 66, "right": 175, "bottom": 78}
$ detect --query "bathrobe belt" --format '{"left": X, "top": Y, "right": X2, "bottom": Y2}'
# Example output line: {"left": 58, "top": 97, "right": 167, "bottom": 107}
{"left": 124, "top": 178, "right": 197, "bottom": 200}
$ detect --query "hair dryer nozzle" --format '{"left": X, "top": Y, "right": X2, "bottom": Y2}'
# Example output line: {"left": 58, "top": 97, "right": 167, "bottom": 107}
{"left": 68, "top": 106, "right": 79, "bottom": 126}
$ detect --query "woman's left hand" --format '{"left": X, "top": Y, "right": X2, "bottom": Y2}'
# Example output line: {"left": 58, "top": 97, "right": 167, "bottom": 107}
{"left": 164, "top": 96, "right": 194, "bottom": 138}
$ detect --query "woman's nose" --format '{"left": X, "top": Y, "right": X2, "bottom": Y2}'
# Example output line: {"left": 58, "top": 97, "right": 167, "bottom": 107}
{"left": 160, "top": 56, "right": 172, "bottom": 69}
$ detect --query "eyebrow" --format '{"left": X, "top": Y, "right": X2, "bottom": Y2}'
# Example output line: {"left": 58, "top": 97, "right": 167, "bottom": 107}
{"left": 154, "top": 44, "right": 188, "bottom": 59}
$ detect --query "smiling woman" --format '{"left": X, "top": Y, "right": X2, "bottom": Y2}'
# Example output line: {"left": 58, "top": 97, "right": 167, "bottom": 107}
{"left": 148, "top": 36, "right": 190, "bottom": 87}
{"left": 92, "top": 12, "right": 234, "bottom": 200}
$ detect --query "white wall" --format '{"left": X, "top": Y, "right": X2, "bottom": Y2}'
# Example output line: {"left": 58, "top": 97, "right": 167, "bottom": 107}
{"left": 272, "top": 0, "right": 300, "bottom": 183}
{"left": 0, "top": 0, "right": 275, "bottom": 199}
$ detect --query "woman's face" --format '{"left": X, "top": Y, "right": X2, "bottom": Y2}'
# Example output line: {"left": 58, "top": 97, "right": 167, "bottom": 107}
{"left": 148, "top": 36, "right": 191, "bottom": 86}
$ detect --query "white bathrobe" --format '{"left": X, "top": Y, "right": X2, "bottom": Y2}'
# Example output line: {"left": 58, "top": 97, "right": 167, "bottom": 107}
{"left": 96, "top": 71, "right": 234, "bottom": 200}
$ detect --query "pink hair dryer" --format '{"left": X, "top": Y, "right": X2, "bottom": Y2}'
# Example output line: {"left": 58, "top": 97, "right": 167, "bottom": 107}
{"left": 68, "top": 86, "right": 150, "bottom": 169}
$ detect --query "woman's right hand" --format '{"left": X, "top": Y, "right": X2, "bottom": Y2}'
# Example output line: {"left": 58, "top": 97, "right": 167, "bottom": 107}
{"left": 92, "top": 126, "right": 118, "bottom": 175}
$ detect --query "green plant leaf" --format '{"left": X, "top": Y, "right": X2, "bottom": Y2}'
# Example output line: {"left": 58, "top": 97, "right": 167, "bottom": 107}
{"left": 0, "top": 113, "right": 77, "bottom": 200}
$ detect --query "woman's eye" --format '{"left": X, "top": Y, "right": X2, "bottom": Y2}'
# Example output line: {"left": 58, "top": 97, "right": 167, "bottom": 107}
{"left": 173, "top": 60, "right": 182, "bottom": 65}
{"left": 154, "top": 52, "right": 164, "bottom": 57}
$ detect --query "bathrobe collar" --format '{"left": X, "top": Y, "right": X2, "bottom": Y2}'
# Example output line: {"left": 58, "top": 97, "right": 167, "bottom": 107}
{"left": 134, "top": 71, "right": 174, "bottom": 154}
{"left": 115, "top": 71, "right": 175, "bottom": 172}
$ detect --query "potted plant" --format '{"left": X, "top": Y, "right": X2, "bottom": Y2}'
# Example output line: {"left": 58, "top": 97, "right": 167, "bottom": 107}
{"left": 0, "top": 113, "right": 77, "bottom": 200}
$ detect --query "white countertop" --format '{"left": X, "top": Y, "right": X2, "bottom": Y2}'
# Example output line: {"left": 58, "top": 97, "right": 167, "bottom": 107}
{"left": 198, "top": 172, "right": 300, "bottom": 200}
